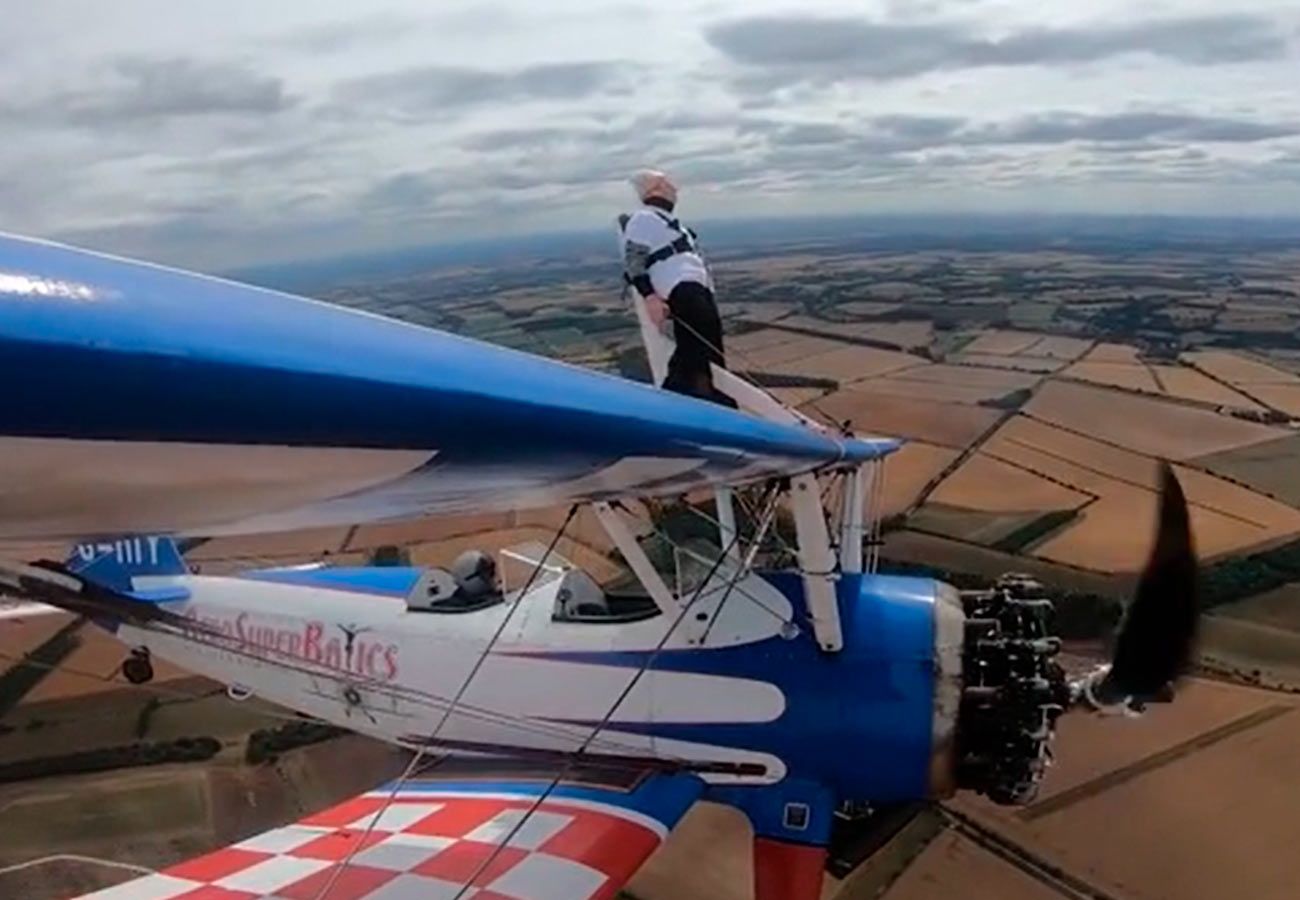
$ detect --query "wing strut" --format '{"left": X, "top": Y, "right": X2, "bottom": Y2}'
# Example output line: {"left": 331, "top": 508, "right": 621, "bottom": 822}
{"left": 625, "top": 287, "right": 849, "bottom": 652}
{"left": 594, "top": 501, "right": 679, "bottom": 617}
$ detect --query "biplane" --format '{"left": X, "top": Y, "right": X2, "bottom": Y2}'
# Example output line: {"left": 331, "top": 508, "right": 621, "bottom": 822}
{"left": 0, "top": 232, "right": 1197, "bottom": 899}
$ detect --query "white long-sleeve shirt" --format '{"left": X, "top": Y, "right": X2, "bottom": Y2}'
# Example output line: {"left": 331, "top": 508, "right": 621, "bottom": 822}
{"left": 620, "top": 205, "right": 713, "bottom": 297}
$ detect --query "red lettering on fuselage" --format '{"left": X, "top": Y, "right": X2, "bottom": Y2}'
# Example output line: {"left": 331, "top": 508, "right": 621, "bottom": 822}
{"left": 180, "top": 609, "right": 401, "bottom": 682}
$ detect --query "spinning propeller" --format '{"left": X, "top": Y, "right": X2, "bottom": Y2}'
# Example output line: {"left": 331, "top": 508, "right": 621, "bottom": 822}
{"left": 953, "top": 461, "right": 1201, "bottom": 804}
{"left": 1072, "top": 461, "right": 1200, "bottom": 713}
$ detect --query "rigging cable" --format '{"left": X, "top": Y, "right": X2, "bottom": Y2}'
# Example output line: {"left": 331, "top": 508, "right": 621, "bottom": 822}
{"left": 309, "top": 506, "right": 579, "bottom": 900}
{"left": 450, "top": 518, "right": 751, "bottom": 899}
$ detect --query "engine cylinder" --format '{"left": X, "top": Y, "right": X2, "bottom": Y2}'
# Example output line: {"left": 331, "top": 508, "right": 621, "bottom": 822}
{"left": 952, "top": 575, "right": 1070, "bottom": 804}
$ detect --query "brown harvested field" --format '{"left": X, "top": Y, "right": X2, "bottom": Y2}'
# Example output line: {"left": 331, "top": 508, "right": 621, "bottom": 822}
{"left": 1244, "top": 382, "right": 1300, "bottom": 416}
{"left": 887, "top": 364, "right": 1040, "bottom": 392}
{"left": 1061, "top": 360, "right": 1161, "bottom": 393}
{"left": 1184, "top": 349, "right": 1300, "bottom": 386}
{"left": 407, "top": 526, "right": 623, "bottom": 583}
{"left": 962, "top": 330, "right": 1044, "bottom": 355}
{"left": 951, "top": 681, "right": 1300, "bottom": 900}
{"left": 880, "top": 529, "right": 1125, "bottom": 596}
{"left": 1025, "top": 380, "right": 1286, "bottom": 458}
{"left": 22, "top": 621, "right": 190, "bottom": 704}
{"left": 1021, "top": 335, "right": 1091, "bottom": 360}
{"left": 0, "top": 614, "right": 189, "bottom": 707}
{"left": 1032, "top": 485, "right": 1285, "bottom": 570}
{"left": 727, "top": 327, "right": 802, "bottom": 355}
{"left": 1173, "top": 464, "right": 1300, "bottom": 536}
{"left": 879, "top": 831, "right": 1059, "bottom": 900}
{"left": 345, "top": 511, "right": 516, "bottom": 553}
{"left": 774, "top": 317, "right": 933, "bottom": 351}
{"left": 188, "top": 526, "right": 352, "bottom": 564}
{"left": 630, "top": 804, "right": 761, "bottom": 900}
{"left": 855, "top": 320, "right": 933, "bottom": 350}
{"left": 908, "top": 504, "right": 1047, "bottom": 545}
{"left": 981, "top": 416, "right": 1300, "bottom": 568}
{"left": 1212, "top": 583, "right": 1300, "bottom": 632}
{"left": 1199, "top": 616, "right": 1300, "bottom": 687}
{"left": 1020, "top": 678, "right": 1279, "bottom": 804}
{"left": 804, "top": 391, "right": 1002, "bottom": 448}
{"left": 984, "top": 416, "right": 1153, "bottom": 487}
{"left": 1151, "top": 365, "right": 1266, "bottom": 409}
{"left": 773, "top": 344, "right": 923, "bottom": 383}
{"left": 739, "top": 334, "right": 848, "bottom": 368}
{"left": 955, "top": 689, "right": 1300, "bottom": 900}
{"left": 1084, "top": 342, "right": 1143, "bottom": 364}
{"left": 950, "top": 352, "right": 1064, "bottom": 373}
{"left": 767, "top": 386, "right": 828, "bottom": 408}
{"left": 927, "top": 452, "right": 1092, "bottom": 512}
{"left": 878, "top": 442, "right": 960, "bottom": 516}
{"left": 852, "top": 376, "right": 1025, "bottom": 406}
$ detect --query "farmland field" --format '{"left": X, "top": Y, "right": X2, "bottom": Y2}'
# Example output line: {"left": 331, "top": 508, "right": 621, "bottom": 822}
{"left": 908, "top": 504, "right": 1054, "bottom": 546}
{"left": 886, "top": 364, "right": 1040, "bottom": 391}
{"left": 880, "top": 832, "right": 1057, "bottom": 900}
{"left": 806, "top": 391, "right": 1002, "bottom": 448}
{"left": 849, "top": 375, "right": 1024, "bottom": 405}
{"left": 1061, "top": 360, "right": 1160, "bottom": 392}
{"left": 1183, "top": 349, "right": 1300, "bottom": 386}
{"left": 1245, "top": 383, "right": 1300, "bottom": 416}
{"left": 1025, "top": 380, "right": 1285, "bottom": 458}
{"left": 1151, "top": 366, "right": 1264, "bottom": 408}
{"left": 779, "top": 344, "right": 924, "bottom": 383}
{"left": 1211, "top": 582, "right": 1300, "bottom": 632}
{"left": 950, "top": 352, "right": 1065, "bottom": 373}
{"left": 962, "top": 330, "right": 1044, "bottom": 355}
{"left": 927, "top": 452, "right": 1090, "bottom": 511}
{"left": 979, "top": 416, "right": 1300, "bottom": 568}
{"left": 877, "top": 442, "right": 959, "bottom": 516}
{"left": 952, "top": 682, "right": 1300, "bottom": 900}
{"left": 1084, "top": 342, "right": 1143, "bottom": 364}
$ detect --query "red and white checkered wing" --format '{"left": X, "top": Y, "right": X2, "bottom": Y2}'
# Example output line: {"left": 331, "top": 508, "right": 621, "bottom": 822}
{"left": 76, "top": 773, "right": 704, "bottom": 900}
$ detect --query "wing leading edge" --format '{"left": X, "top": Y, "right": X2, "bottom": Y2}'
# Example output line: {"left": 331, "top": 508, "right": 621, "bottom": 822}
{"left": 0, "top": 234, "right": 898, "bottom": 538}
{"left": 77, "top": 771, "right": 704, "bottom": 900}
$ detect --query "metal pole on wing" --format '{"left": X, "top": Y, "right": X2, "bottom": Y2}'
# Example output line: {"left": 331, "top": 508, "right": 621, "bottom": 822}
{"left": 839, "top": 466, "right": 865, "bottom": 574}
{"left": 624, "top": 278, "right": 740, "bottom": 563}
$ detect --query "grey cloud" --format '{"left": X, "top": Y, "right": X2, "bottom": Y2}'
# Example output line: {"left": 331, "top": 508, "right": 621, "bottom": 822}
{"left": 705, "top": 14, "right": 1290, "bottom": 83}
{"left": 359, "top": 171, "right": 444, "bottom": 213}
{"left": 334, "top": 61, "right": 623, "bottom": 113}
{"left": 7, "top": 58, "right": 296, "bottom": 126}
{"left": 463, "top": 125, "right": 607, "bottom": 151}
{"left": 273, "top": 13, "right": 431, "bottom": 53}
{"left": 968, "top": 111, "right": 1298, "bottom": 144}
{"left": 743, "top": 111, "right": 1295, "bottom": 161}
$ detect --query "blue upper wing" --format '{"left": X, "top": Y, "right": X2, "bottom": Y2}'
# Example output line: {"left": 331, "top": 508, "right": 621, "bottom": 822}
{"left": 0, "top": 234, "right": 898, "bottom": 538}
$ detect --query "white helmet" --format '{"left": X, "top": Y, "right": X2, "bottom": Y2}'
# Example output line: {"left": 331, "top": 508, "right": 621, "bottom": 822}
{"left": 630, "top": 169, "right": 678, "bottom": 206}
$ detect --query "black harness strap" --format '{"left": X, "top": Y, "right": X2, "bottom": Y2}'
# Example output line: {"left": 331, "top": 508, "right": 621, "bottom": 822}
{"left": 646, "top": 234, "right": 695, "bottom": 267}
{"left": 641, "top": 208, "right": 699, "bottom": 267}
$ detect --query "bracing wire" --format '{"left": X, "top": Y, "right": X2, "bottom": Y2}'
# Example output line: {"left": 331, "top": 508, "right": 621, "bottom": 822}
{"left": 449, "top": 518, "right": 751, "bottom": 899}
{"left": 309, "top": 506, "right": 579, "bottom": 900}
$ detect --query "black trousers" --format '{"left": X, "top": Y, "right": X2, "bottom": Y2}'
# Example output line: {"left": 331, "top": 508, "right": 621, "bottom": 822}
{"left": 662, "top": 282, "right": 734, "bottom": 406}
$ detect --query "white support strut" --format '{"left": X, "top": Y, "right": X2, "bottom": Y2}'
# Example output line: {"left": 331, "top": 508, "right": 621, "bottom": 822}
{"left": 630, "top": 291, "right": 673, "bottom": 388}
{"left": 592, "top": 502, "right": 678, "bottom": 618}
{"left": 715, "top": 486, "right": 739, "bottom": 563}
{"left": 626, "top": 287, "right": 843, "bottom": 650}
{"left": 789, "top": 473, "right": 844, "bottom": 652}
{"left": 839, "top": 467, "right": 865, "bottom": 575}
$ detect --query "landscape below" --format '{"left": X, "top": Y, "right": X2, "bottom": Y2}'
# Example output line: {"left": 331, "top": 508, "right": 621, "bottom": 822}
{"left": 4, "top": 218, "right": 1300, "bottom": 898}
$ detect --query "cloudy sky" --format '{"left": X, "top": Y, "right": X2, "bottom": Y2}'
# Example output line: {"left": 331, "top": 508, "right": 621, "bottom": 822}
{"left": 3, "top": 0, "right": 1299, "bottom": 270}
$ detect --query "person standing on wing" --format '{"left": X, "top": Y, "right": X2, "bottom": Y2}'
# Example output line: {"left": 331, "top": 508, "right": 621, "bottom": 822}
{"left": 619, "top": 169, "right": 734, "bottom": 406}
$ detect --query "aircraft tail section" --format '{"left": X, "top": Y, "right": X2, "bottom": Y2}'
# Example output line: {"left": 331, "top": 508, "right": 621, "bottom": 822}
{"left": 67, "top": 536, "right": 190, "bottom": 601}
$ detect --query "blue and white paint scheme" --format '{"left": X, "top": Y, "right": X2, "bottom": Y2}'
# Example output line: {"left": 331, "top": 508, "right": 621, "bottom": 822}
{"left": 40, "top": 533, "right": 963, "bottom": 900}
{"left": 0, "top": 233, "right": 896, "bottom": 540}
